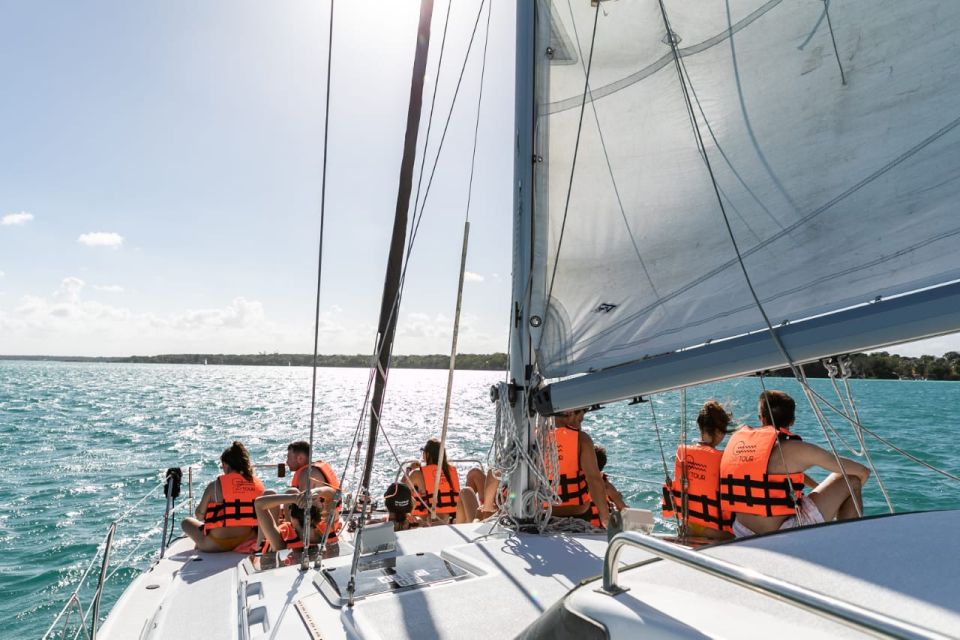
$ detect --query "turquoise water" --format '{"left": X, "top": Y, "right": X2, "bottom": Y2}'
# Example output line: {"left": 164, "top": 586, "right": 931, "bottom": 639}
{"left": 2, "top": 361, "right": 958, "bottom": 638}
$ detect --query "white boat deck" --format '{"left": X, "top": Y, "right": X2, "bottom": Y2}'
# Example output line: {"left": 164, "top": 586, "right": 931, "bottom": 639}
{"left": 98, "top": 511, "right": 960, "bottom": 639}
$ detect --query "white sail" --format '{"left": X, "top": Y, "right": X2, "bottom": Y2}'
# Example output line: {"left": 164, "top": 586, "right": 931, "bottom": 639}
{"left": 534, "top": 0, "right": 960, "bottom": 383}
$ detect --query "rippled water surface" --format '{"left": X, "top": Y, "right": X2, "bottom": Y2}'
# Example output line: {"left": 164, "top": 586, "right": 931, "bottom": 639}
{"left": 3, "top": 361, "right": 959, "bottom": 637}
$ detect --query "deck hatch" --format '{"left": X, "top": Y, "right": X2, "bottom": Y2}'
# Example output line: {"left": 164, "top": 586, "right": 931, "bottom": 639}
{"left": 318, "top": 552, "right": 470, "bottom": 604}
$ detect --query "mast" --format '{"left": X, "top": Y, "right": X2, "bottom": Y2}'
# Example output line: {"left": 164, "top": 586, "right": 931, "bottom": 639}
{"left": 507, "top": 0, "right": 537, "bottom": 520}
{"left": 360, "top": 0, "right": 435, "bottom": 494}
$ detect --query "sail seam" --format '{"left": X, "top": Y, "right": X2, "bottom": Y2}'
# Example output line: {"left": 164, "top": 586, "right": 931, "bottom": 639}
{"left": 545, "top": 0, "right": 783, "bottom": 114}
{"left": 548, "top": 113, "right": 960, "bottom": 366}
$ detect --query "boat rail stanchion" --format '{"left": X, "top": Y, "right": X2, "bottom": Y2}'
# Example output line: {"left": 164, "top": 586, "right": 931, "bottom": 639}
{"left": 159, "top": 468, "right": 182, "bottom": 559}
{"left": 601, "top": 531, "right": 950, "bottom": 640}
{"left": 89, "top": 522, "right": 117, "bottom": 640}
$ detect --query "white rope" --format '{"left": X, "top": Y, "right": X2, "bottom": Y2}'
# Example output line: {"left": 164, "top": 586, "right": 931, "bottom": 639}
{"left": 823, "top": 358, "right": 895, "bottom": 513}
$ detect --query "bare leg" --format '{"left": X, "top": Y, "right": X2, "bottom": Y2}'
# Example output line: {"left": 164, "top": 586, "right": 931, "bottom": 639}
{"left": 465, "top": 467, "right": 485, "bottom": 496}
{"left": 456, "top": 487, "right": 479, "bottom": 523}
{"left": 181, "top": 517, "right": 221, "bottom": 552}
{"left": 479, "top": 470, "right": 501, "bottom": 518}
{"left": 808, "top": 473, "right": 864, "bottom": 521}
{"left": 837, "top": 476, "right": 863, "bottom": 520}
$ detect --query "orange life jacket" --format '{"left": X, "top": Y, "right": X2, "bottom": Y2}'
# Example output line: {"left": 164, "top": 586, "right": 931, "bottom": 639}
{"left": 551, "top": 425, "right": 589, "bottom": 507}
{"left": 588, "top": 474, "right": 616, "bottom": 527}
{"left": 291, "top": 460, "right": 341, "bottom": 491}
{"left": 413, "top": 464, "right": 461, "bottom": 516}
{"left": 203, "top": 472, "right": 264, "bottom": 532}
{"left": 262, "top": 521, "right": 303, "bottom": 553}
{"left": 291, "top": 460, "right": 342, "bottom": 537}
{"left": 719, "top": 426, "right": 805, "bottom": 517}
{"left": 661, "top": 444, "right": 732, "bottom": 532}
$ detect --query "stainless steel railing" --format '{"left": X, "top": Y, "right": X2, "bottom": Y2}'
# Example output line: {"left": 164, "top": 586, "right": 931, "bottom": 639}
{"left": 602, "top": 531, "right": 949, "bottom": 640}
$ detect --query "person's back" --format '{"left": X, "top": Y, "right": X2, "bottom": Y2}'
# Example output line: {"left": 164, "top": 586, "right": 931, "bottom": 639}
{"left": 548, "top": 408, "right": 609, "bottom": 527}
{"left": 662, "top": 401, "right": 733, "bottom": 540}
{"left": 720, "top": 390, "right": 869, "bottom": 537}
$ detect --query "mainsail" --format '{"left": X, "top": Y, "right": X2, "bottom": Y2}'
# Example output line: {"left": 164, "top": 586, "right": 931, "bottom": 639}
{"left": 529, "top": 0, "right": 960, "bottom": 409}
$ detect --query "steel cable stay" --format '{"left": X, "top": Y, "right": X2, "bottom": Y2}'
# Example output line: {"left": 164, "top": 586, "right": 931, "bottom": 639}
{"left": 335, "top": 0, "right": 494, "bottom": 522}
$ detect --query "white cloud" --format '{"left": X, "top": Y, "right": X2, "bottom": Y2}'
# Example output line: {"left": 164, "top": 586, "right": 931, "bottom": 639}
{"left": 77, "top": 232, "right": 124, "bottom": 248}
{"left": 0, "top": 278, "right": 291, "bottom": 355}
{"left": 464, "top": 272, "right": 484, "bottom": 283}
{"left": 0, "top": 271, "right": 5, "bottom": 278}
{"left": 93, "top": 284, "right": 124, "bottom": 293}
{"left": 1, "top": 211, "right": 33, "bottom": 226}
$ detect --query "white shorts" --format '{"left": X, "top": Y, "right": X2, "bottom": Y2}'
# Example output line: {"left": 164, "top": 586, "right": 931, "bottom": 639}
{"left": 731, "top": 497, "right": 825, "bottom": 538}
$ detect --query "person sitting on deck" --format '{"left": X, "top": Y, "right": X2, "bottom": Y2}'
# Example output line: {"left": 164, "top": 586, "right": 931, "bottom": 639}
{"left": 547, "top": 407, "right": 609, "bottom": 527}
{"left": 383, "top": 482, "right": 417, "bottom": 531}
{"left": 286, "top": 440, "right": 341, "bottom": 497}
{"left": 255, "top": 487, "right": 338, "bottom": 552}
{"left": 588, "top": 445, "right": 628, "bottom": 528}
{"left": 181, "top": 441, "right": 265, "bottom": 552}
{"left": 720, "top": 390, "right": 870, "bottom": 538}
{"left": 406, "top": 438, "right": 475, "bottom": 524}
{"left": 661, "top": 400, "right": 734, "bottom": 541}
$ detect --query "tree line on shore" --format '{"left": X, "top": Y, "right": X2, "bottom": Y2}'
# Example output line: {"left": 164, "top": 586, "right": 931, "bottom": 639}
{"left": 766, "top": 351, "right": 960, "bottom": 381}
{"left": 3, "top": 351, "right": 960, "bottom": 379}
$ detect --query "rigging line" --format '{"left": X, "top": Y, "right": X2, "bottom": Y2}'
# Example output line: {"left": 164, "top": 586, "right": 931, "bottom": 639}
{"left": 463, "top": 0, "right": 493, "bottom": 225}
{"left": 345, "top": 3, "right": 486, "bottom": 494}
{"left": 658, "top": 0, "right": 864, "bottom": 517}
{"left": 676, "top": 53, "right": 781, "bottom": 235}
{"left": 648, "top": 396, "right": 682, "bottom": 531}
{"left": 408, "top": 0, "right": 454, "bottom": 251}
{"left": 357, "top": 0, "right": 486, "bottom": 408}
{"left": 541, "top": 0, "right": 602, "bottom": 353}
{"left": 786, "top": 375, "right": 960, "bottom": 483}
{"left": 825, "top": 361, "right": 895, "bottom": 512}
{"left": 679, "top": 387, "right": 689, "bottom": 534}
{"left": 407, "top": 0, "right": 487, "bottom": 250}
{"left": 562, "top": 0, "right": 661, "bottom": 299}
{"left": 302, "top": 0, "right": 337, "bottom": 553}
{"left": 822, "top": 0, "right": 846, "bottom": 85}
{"left": 545, "top": 0, "right": 783, "bottom": 115}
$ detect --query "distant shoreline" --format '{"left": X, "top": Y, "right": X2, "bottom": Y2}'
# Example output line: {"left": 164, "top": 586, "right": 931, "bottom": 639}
{"left": 1, "top": 350, "right": 958, "bottom": 380}
{"left": 0, "top": 353, "right": 509, "bottom": 371}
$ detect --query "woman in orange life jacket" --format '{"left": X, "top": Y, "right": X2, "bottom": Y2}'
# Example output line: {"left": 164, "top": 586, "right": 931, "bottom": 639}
{"left": 588, "top": 445, "right": 628, "bottom": 528}
{"left": 721, "top": 390, "right": 870, "bottom": 538}
{"left": 406, "top": 438, "right": 477, "bottom": 524}
{"left": 181, "top": 441, "right": 265, "bottom": 552}
{"left": 662, "top": 401, "right": 734, "bottom": 541}
{"left": 548, "top": 407, "right": 610, "bottom": 527}
{"left": 254, "top": 486, "right": 337, "bottom": 553}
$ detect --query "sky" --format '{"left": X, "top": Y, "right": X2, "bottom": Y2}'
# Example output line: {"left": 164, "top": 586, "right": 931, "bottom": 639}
{"left": 0, "top": 0, "right": 516, "bottom": 357}
{"left": 0, "top": 1, "right": 956, "bottom": 359}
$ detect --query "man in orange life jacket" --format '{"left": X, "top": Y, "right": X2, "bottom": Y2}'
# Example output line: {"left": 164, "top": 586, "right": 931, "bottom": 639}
{"left": 721, "top": 390, "right": 870, "bottom": 538}
{"left": 254, "top": 487, "right": 338, "bottom": 553}
{"left": 286, "top": 440, "right": 340, "bottom": 497}
{"left": 549, "top": 408, "right": 609, "bottom": 527}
